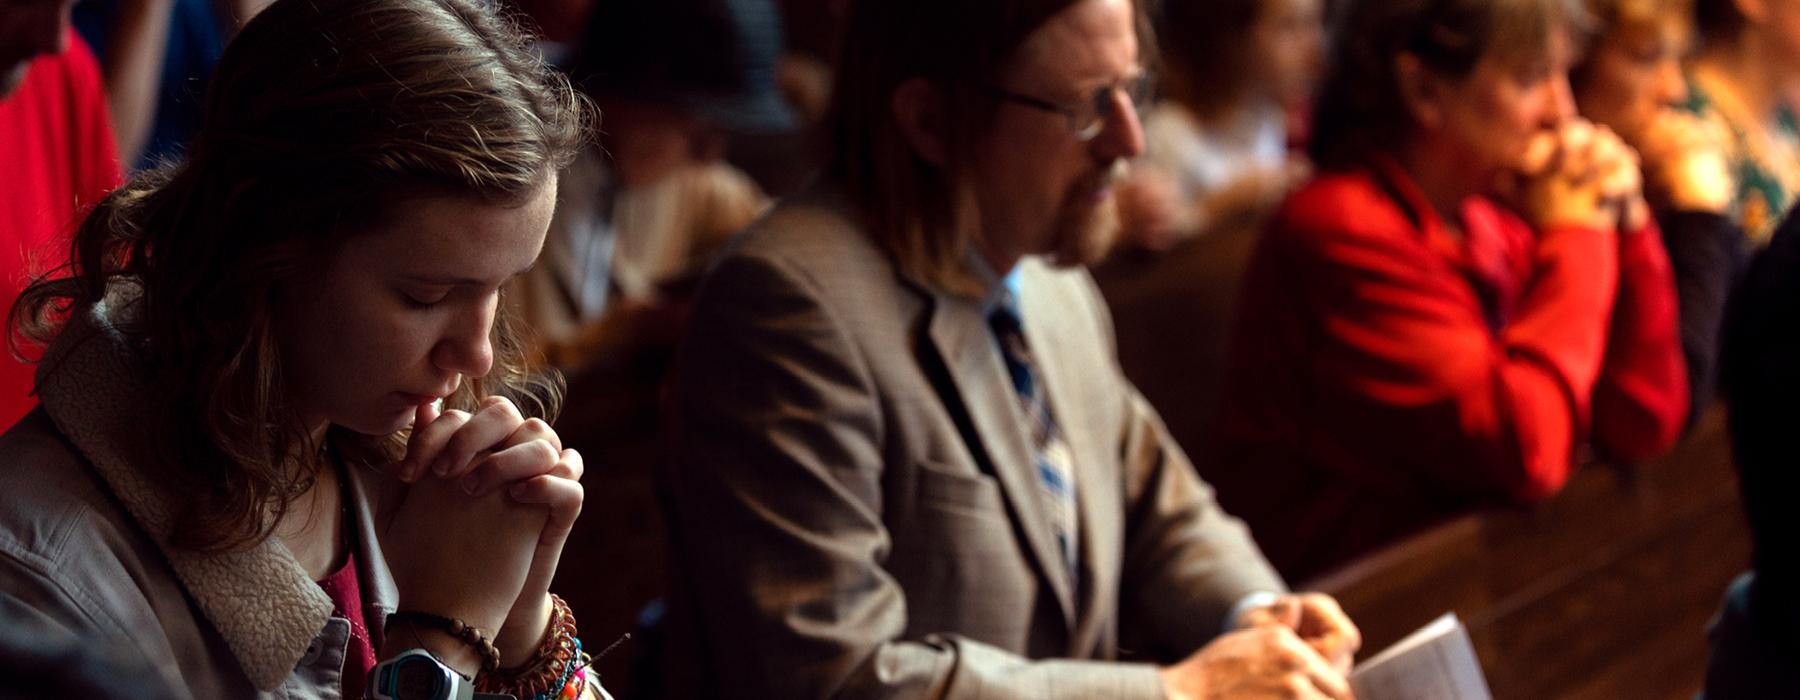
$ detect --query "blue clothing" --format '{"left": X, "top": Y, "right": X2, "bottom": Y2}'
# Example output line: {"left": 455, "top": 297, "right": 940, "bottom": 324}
{"left": 74, "top": 0, "right": 229, "bottom": 170}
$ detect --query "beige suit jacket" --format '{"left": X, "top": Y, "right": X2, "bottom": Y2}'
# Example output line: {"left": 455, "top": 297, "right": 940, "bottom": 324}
{"left": 663, "top": 187, "right": 1286, "bottom": 699}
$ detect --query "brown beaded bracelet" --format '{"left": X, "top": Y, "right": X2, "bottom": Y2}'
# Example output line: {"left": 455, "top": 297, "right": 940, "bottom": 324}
{"left": 385, "top": 611, "right": 503, "bottom": 674}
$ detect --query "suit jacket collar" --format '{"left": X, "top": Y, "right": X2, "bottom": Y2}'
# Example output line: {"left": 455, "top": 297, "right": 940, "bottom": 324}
{"left": 907, "top": 251, "right": 1072, "bottom": 633}
{"left": 35, "top": 286, "right": 396, "bottom": 691}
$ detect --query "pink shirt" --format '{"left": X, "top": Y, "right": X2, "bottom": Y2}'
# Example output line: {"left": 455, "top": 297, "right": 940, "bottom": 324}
{"left": 317, "top": 549, "right": 379, "bottom": 697}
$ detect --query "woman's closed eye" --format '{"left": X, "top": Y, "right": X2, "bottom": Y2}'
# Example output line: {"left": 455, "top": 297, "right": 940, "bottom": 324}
{"left": 401, "top": 286, "right": 454, "bottom": 308}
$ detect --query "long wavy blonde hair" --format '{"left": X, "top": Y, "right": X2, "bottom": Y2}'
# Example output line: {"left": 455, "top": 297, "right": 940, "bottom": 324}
{"left": 9, "top": 0, "right": 590, "bottom": 552}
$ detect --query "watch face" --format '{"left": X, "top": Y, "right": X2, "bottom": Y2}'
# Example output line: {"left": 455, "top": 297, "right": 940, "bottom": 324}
{"left": 395, "top": 657, "right": 448, "bottom": 699}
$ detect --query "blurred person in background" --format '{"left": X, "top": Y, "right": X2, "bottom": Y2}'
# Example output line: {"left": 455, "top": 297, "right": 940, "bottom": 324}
{"left": 1214, "top": 0, "right": 1688, "bottom": 581}
{"left": 722, "top": 0, "right": 846, "bottom": 199}
{"left": 504, "top": 2, "right": 794, "bottom": 690}
{"left": 1574, "top": 0, "right": 1744, "bottom": 423}
{"left": 507, "top": 0, "right": 788, "bottom": 364}
{"left": 73, "top": 0, "right": 273, "bottom": 170}
{"left": 1682, "top": 0, "right": 1800, "bottom": 243}
{"left": 1113, "top": 0, "right": 1324, "bottom": 251}
{"left": 0, "top": 0, "right": 121, "bottom": 429}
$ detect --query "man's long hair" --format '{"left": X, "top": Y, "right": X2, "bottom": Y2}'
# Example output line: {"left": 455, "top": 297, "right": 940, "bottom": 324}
{"left": 826, "top": 0, "right": 1139, "bottom": 294}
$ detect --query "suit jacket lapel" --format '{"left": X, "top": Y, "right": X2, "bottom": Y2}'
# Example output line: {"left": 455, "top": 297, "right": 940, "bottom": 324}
{"left": 920, "top": 285, "right": 1078, "bottom": 628}
{"left": 1016, "top": 260, "right": 1120, "bottom": 656}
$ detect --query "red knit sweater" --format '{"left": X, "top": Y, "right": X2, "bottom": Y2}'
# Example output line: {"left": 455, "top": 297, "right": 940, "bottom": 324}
{"left": 1212, "top": 156, "right": 1687, "bottom": 581}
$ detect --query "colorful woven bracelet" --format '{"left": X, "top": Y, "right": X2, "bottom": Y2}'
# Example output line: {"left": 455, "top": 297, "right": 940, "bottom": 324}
{"left": 531, "top": 637, "right": 584, "bottom": 700}
{"left": 556, "top": 665, "right": 589, "bottom": 700}
{"left": 478, "top": 594, "right": 579, "bottom": 696}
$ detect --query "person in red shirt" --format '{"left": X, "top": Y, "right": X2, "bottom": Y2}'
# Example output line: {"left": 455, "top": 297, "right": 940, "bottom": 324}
{"left": 1, "top": 1, "right": 122, "bottom": 430}
{"left": 1213, "top": 0, "right": 1688, "bottom": 581}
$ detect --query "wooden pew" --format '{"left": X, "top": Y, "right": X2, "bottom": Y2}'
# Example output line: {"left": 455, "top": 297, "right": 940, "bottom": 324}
{"left": 1306, "top": 409, "right": 1749, "bottom": 700}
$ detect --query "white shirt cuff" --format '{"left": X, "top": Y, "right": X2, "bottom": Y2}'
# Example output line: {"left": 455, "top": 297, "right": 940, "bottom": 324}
{"left": 1223, "top": 591, "right": 1284, "bottom": 635}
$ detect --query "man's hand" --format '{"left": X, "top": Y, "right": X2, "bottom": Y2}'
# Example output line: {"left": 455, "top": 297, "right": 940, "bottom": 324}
{"left": 1160, "top": 625, "right": 1354, "bottom": 700}
{"left": 1236, "top": 592, "right": 1361, "bottom": 676}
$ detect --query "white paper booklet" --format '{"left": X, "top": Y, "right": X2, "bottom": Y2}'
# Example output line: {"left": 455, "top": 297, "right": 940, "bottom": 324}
{"left": 1348, "top": 612, "right": 1493, "bottom": 700}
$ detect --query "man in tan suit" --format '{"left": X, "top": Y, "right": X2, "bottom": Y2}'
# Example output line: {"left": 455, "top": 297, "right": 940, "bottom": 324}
{"left": 662, "top": 0, "right": 1361, "bottom": 697}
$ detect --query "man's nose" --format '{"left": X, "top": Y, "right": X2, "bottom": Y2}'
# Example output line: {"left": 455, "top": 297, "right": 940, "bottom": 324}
{"left": 1545, "top": 74, "right": 1578, "bottom": 126}
{"left": 1092, "top": 88, "right": 1146, "bottom": 162}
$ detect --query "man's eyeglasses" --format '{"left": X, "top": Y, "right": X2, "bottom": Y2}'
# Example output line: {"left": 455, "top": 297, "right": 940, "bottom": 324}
{"left": 983, "top": 73, "right": 1156, "bottom": 142}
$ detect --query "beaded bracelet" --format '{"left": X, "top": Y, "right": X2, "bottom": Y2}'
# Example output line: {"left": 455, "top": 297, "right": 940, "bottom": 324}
{"left": 385, "top": 611, "right": 503, "bottom": 673}
{"left": 477, "top": 594, "right": 579, "bottom": 697}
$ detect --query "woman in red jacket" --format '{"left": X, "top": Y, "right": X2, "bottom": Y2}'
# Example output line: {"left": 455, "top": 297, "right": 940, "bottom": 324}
{"left": 1213, "top": 0, "right": 1688, "bottom": 581}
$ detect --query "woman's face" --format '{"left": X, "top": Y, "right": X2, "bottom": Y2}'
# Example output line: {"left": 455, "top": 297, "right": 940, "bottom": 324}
{"left": 1427, "top": 28, "right": 1578, "bottom": 185}
{"left": 1576, "top": 17, "right": 1689, "bottom": 145}
{"left": 1759, "top": 0, "right": 1800, "bottom": 75}
{"left": 1252, "top": 0, "right": 1325, "bottom": 105}
{"left": 276, "top": 176, "right": 557, "bottom": 437}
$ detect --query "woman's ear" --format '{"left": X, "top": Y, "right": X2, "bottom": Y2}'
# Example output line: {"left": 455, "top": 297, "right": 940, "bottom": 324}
{"left": 1393, "top": 52, "right": 1443, "bottom": 132}
{"left": 891, "top": 77, "right": 950, "bottom": 166}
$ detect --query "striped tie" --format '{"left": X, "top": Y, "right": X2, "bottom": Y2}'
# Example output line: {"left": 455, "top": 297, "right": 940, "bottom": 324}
{"left": 989, "top": 293, "right": 1079, "bottom": 579}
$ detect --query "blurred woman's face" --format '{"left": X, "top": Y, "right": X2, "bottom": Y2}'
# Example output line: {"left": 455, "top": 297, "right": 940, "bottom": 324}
{"left": 1426, "top": 28, "right": 1577, "bottom": 186}
{"left": 1759, "top": 0, "right": 1800, "bottom": 76}
{"left": 275, "top": 177, "right": 556, "bottom": 437}
{"left": 1252, "top": 0, "right": 1325, "bottom": 105}
{"left": 1576, "top": 17, "right": 1689, "bottom": 145}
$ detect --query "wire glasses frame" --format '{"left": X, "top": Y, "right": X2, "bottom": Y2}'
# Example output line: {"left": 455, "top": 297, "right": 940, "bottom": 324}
{"left": 983, "top": 73, "right": 1156, "bottom": 141}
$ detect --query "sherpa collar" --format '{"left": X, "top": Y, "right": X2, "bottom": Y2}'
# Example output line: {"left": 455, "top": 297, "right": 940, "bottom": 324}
{"left": 35, "top": 289, "right": 334, "bottom": 691}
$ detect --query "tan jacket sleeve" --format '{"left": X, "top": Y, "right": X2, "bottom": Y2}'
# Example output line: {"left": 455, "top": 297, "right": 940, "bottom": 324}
{"left": 1064, "top": 271, "right": 1288, "bottom": 659}
{"left": 1116, "top": 386, "right": 1289, "bottom": 659}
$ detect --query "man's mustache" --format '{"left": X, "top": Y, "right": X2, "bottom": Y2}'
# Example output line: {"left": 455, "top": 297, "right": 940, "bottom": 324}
{"left": 1073, "top": 159, "right": 1131, "bottom": 194}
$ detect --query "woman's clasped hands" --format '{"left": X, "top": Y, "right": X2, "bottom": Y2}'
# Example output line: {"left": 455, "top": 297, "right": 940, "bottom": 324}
{"left": 375, "top": 395, "right": 586, "bottom": 675}
{"left": 1502, "top": 118, "right": 1650, "bottom": 234}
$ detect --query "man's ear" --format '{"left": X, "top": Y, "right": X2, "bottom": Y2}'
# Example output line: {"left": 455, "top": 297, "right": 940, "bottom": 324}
{"left": 1393, "top": 52, "right": 1443, "bottom": 132}
{"left": 891, "top": 77, "right": 950, "bottom": 166}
